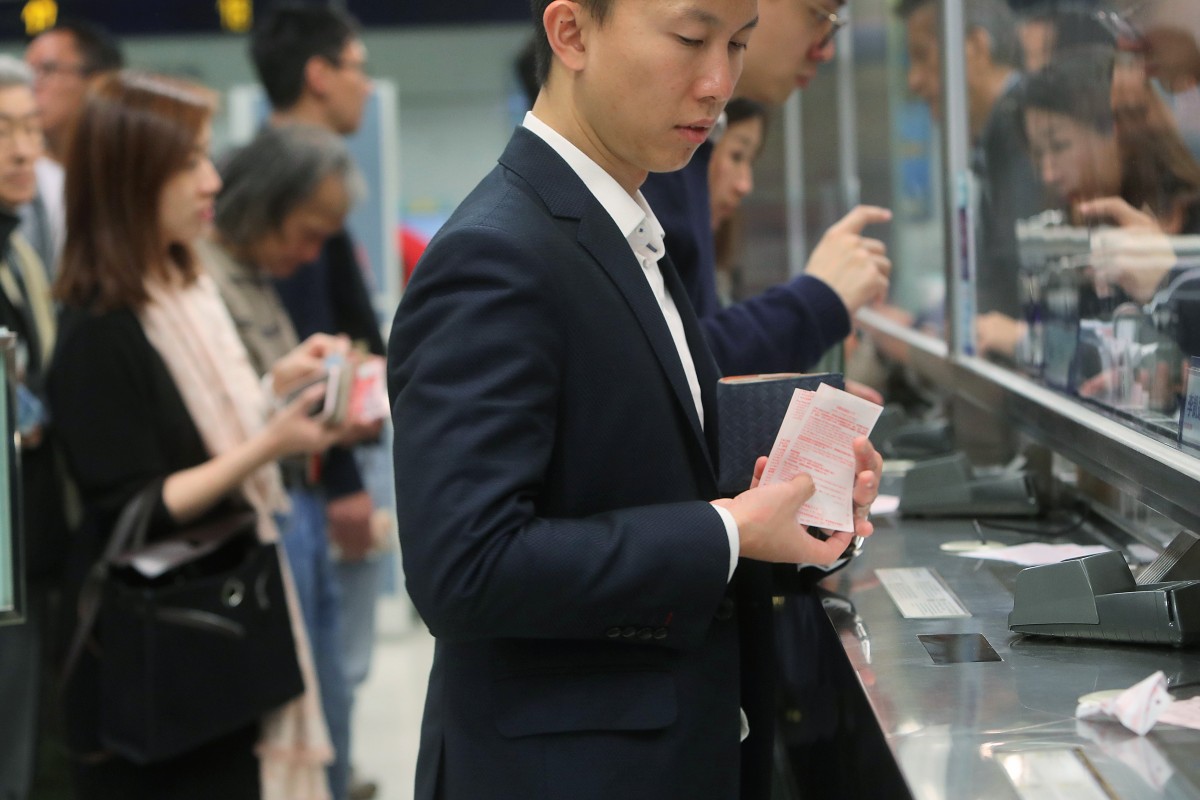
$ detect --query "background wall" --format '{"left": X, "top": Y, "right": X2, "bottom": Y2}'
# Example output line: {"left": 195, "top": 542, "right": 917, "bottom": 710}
{"left": 1, "top": 21, "right": 531, "bottom": 243}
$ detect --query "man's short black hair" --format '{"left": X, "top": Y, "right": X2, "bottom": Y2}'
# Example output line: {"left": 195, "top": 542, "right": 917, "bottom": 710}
{"left": 44, "top": 18, "right": 123, "bottom": 74}
{"left": 528, "top": 0, "right": 614, "bottom": 87}
{"left": 250, "top": 2, "right": 361, "bottom": 111}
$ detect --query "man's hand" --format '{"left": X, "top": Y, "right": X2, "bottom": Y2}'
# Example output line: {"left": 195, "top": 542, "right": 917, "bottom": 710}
{"left": 1079, "top": 199, "right": 1176, "bottom": 304}
{"left": 805, "top": 206, "right": 893, "bottom": 315}
{"left": 713, "top": 437, "right": 883, "bottom": 566}
{"left": 1077, "top": 196, "right": 1162, "bottom": 232}
{"left": 337, "top": 417, "right": 385, "bottom": 447}
{"left": 976, "top": 312, "right": 1025, "bottom": 359}
{"left": 327, "top": 489, "right": 375, "bottom": 561}
{"left": 849, "top": 436, "right": 884, "bottom": 539}
{"left": 270, "top": 333, "right": 351, "bottom": 398}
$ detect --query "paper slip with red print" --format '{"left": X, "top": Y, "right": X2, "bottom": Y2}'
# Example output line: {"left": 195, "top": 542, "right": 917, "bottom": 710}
{"left": 759, "top": 382, "right": 883, "bottom": 532}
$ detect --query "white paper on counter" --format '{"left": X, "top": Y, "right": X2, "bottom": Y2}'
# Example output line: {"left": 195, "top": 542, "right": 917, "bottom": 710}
{"left": 760, "top": 383, "right": 883, "bottom": 532}
{"left": 954, "top": 542, "right": 1111, "bottom": 567}
{"left": 876, "top": 567, "right": 970, "bottom": 618}
{"left": 1076, "top": 671, "right": 1173, "bottom": 736}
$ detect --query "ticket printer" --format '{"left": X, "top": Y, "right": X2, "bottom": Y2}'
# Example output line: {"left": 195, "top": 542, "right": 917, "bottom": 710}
{"left": 1009, "top": 534, "right": 1200, "bottom": 647}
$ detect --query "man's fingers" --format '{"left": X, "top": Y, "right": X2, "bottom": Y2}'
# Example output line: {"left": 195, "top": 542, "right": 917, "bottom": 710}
{"left": 748, "top": 455, "right": 769, "bottom": 489}
{"left": 844, "top": 379, "right": 883, "bottom": 405}
{"left": 813, "top": 530, "right": 857, "bottom": 562}
{"left": 753, "top": 456, "right": 768, "bottom": 480}
{"left": 1078, "top": 196, "right": 1152, "bottom": 228}
{"left": 860, "top": 237, "right": 887, "bottom": 256}
{"left": 828, "top": 205, "right": 893, "bottom": 236}
{"left": 853, "top": 471, "right": 879, "bottom": 508}
{"left": 787, "top": 472, "right": 816, "bottom": 505}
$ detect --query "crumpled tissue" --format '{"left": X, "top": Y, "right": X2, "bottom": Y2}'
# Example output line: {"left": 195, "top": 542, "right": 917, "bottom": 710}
{"left": 1075, "top": 671, "right": 1173, "bottom": 736}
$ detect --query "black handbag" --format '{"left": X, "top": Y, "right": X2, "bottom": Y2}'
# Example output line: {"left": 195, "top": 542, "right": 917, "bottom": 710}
{"left": 63, "top": 486, "right": 305, "bottom": 764}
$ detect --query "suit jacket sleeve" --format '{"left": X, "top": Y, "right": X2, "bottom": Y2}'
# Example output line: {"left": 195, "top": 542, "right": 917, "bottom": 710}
{"left": 643, "top": 164, "right": 851, "bottom": 376}
{"left": 389, "top": 223, "right": 731, "bottom": 651}
{"left": 699, "top": 276, "right": 851, "bottom": 375}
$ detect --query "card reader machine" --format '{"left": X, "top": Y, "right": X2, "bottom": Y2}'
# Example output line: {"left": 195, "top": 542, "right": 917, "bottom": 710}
{"left": 1009, "top": 532, "right": 1200, "bottom": 647}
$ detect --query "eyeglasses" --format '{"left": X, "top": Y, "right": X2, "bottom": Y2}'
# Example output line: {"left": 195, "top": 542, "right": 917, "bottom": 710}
{"left": 804, "top": 0, "right": 847, "bottom": 50}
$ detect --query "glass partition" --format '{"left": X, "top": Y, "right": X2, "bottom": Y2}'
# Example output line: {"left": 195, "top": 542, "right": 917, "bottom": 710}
{"left": 956, "top": 0, "right": 1200, "bottom": 444}
{"left": 0, "top": 330, "right": 22, "bottom": 626}
{"left": 802, "top": 0, "right": 952, "bottom": 400}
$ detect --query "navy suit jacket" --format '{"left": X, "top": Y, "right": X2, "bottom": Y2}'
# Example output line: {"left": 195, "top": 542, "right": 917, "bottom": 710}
{"left": 389, "top": 127, "right": 777, "bottom": 800}
{"left": 642, "top": 153, "right": 851, "bottom": 376}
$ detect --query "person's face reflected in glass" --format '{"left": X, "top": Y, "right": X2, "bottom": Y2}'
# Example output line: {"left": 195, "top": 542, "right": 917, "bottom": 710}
{"left": 905, "top": 3, "right": 941, "bottom": 119}
{"left": 708, "top": 115, "right": 764, "bottom": 229}
{"left": 1024, "top": 108, "right": 1120, "bottom": 211}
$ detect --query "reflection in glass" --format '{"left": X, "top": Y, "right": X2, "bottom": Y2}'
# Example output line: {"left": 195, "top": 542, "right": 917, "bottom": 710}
{"left": 842, "top": 0, "right": 947, "bottom": 405}
{"left": 946, "top": 1, "right": 1200, "bottom": 437}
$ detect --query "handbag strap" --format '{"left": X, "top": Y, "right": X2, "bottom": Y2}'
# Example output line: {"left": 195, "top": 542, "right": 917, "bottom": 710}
{"left": 60, "top": 483, "right": 162, "bottom": 692}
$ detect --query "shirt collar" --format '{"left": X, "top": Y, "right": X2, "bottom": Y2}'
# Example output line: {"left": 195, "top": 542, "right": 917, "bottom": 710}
{"left": 522, "top": 111, "right": 664, "bottom": 247}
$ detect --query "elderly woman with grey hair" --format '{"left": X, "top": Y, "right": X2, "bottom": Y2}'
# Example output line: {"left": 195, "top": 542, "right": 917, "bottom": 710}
{"left": 200, "top": 122, "right": 366, "bottom": 800}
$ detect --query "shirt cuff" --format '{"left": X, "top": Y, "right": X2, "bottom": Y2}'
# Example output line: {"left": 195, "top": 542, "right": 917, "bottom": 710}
{"left": 711, "top": 504, "right": 740, "bottom": 582}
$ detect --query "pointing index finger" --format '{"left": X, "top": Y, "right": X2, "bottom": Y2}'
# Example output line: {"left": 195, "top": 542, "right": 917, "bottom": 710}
{"left": 828, "top": 205, "right": 893, "bottom": 236}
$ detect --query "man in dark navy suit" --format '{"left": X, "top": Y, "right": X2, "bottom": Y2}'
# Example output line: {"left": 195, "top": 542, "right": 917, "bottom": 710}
{"left": 389, "top": 1, "right": 884, "bottom": 798}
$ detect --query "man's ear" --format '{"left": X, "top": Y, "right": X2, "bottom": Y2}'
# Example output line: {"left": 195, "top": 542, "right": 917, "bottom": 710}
{"left": 544, "top": 0, "right": 589, "bottom": 75}
{"left": 304, "top": 54, "right": 334, "bottom": 99}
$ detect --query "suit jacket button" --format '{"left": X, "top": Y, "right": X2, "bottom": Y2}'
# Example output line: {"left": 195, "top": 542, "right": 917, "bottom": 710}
{"left": 715, "top": 598, "right": 735, "bottom": 621}
{"left": 622, "top": 626, "right": 638, "bottom": 638}
{"left": 606, "top": 626, "right": 622, "bottom": 638}
{"left": 637, "top": 627, "right": 652, "bottom": 640}
{"left": 653, "top": 627, "right": 668, "bottom": 640}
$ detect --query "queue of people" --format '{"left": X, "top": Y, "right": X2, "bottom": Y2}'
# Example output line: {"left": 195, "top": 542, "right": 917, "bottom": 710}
{"left": 2, "top": 0, "right": 1200, "bottom": 799}
{"left": 0, "top": 5, "right": 390, "bottom": 800}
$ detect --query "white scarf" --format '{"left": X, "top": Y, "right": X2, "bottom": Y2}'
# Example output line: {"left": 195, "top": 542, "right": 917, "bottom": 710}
{"left": 138, "top": 271, "right": 333, "bottom": 800}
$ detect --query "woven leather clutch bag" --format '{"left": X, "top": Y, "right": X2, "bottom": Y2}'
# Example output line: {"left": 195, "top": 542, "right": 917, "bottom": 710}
{"left": 716, "top": 372, "right": 844, "bottom": 497}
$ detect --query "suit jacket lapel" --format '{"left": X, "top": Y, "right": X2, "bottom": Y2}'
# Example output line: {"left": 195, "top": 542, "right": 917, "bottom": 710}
{"left": 660, "top": 252, "right": 721, "bottom": 467}
{"left": 576, "top": 213, "right": 712, "bottom": 462}
{"left": 498, "top": 129, "right": 716, "bottom": 475}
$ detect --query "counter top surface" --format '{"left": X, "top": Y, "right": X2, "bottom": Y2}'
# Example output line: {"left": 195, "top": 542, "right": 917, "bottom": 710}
{"left": 811, "top": 513, "right": 1200, "bottom": 800}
